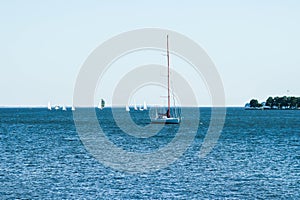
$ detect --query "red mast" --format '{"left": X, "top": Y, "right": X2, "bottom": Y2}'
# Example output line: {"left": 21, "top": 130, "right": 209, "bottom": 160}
{"left": 167, "top": 35, "right": 171, "bottom": 118}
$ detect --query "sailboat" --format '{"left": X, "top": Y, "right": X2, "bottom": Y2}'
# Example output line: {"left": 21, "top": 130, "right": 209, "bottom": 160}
{"left": 71, "top": 106, "right": 75, "bottom": 111}
{"left": 125, "top": 105, "right": 130, "bottom": 112}
{"left": 139, "top": 104, "right": 143, "bottom": 111}
{"left": 98, "top": 98, "right": 105, "bottom": 110}
{"left": 47, "top": 101, "right": 52, "bottom": 110}
{"left": 134, "top": 100, "right": 138, "bottom": 111}
{"left": 152, "top": 35, "right": 181, "bottom": 124}
{"left": 143, "top": 101, "right": 148, "bottom": 110}
{"left": 62, "top": 105, "right": 67, "bottom": 111}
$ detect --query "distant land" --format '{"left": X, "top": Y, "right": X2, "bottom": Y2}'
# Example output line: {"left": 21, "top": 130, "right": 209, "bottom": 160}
{"left": 245, "top": 96, "right": 300, "bottom": 110}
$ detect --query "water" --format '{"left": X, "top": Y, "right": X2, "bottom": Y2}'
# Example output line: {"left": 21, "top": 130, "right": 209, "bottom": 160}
{"left": 0, "top": 108, "right": 299, "bottom": 199}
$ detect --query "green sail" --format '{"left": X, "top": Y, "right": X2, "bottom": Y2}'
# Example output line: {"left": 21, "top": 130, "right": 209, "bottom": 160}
{"left": 101, "top": 99, "right": 105, "bottom": 109}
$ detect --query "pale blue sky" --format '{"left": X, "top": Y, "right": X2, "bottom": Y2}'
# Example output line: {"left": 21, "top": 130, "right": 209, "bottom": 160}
{"left": 0, "top": 0, "right": 299, "bottom": 106}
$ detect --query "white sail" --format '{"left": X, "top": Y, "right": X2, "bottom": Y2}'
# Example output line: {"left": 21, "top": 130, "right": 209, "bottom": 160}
{"left": 126, "top": 105, "right": 130, "bottom": 112}
{"left": 62, "top": 105, "right": 67, "bottom": 111}
{"left": 71, "top": 106, "right": 75, "bottom": 111}
{"left": 143, "top": 101, "right": 147, "bottom": 110}
{"left": 47, "top": 102, "right": 51, "bottom": 110}
{"left": 134, "top": 100, "right": 137, "bottom": 110}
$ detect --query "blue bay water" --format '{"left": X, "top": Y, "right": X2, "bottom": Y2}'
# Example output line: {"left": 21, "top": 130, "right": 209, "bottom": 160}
{"left": 0, "top": 108, "right": 299, "bottom": 199}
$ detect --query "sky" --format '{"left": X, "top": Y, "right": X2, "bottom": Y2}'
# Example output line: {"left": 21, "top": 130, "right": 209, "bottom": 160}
{"left": 0, "top": 0, "right": 299, "bottom": 107}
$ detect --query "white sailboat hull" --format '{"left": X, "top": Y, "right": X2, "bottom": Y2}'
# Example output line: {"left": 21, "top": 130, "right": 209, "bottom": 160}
{"left": 152, "top": 117, "right": 181, "bottom": 124}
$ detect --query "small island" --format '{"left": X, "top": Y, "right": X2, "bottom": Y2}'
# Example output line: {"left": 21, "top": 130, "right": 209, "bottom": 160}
{"left": 245, "top": 96, "right": 300, "bottom": 110}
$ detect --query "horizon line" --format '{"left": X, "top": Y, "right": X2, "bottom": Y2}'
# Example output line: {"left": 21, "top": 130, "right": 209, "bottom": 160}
{"left": 0, "top": 105, "right": 241, "bottom": 108}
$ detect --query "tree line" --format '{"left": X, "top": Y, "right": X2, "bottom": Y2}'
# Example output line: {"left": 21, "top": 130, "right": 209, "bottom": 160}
{"left": 249, "top": 96, "right": 300, "bottom": 109}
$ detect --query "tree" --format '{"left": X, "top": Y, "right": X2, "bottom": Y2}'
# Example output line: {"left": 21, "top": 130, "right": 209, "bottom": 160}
{"left": 266, "top": 97, "right": 274, "bottom": 107}
{"left": 290, "top": 97, "right": 297, "bottom": 108}
{"left": 297, "top": 97, "right": 300, "bottom": 108}
{"left": 273, "top": 96, "right": 279, "bottom": 107}
{"left": 250, "top": 99, "right": 259, "bottom": 107}
{"left": 282, "top": 96, "right": 288, "bottom": 107}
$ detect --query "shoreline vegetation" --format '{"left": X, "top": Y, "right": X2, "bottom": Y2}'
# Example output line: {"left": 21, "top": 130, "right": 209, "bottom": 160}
{"left": 245, "top": 96, "right": 300, "bottom": 110}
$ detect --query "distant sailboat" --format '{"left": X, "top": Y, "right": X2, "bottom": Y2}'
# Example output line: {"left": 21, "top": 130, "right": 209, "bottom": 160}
{"left": 71, "top": 106, "right": 75, "bottom": 111}
{"left": 134, "top": 100, "right": 138, "bottom": 111}
{"left": 54, "top": 105, "right": 60, "bottom": 110}
{"left": 139, "top": 104, "right": 143, "bottom": 111}
{"left": 152, "top": 35, "right": 181, "bottom": 124}
{"left": 126, "top": 105, "right": 130, "bottom": 112}
{"left": 143, "top": 101, "right": 148, "bottom": 110}
{"left": 98, "top": 98, "right": 105, "bottom": 110}
{"left": 62, "top": 105, "right": 67, "bottom": 111}
{"left": 48, "top": 102, "right": 52, "bottom": 110}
